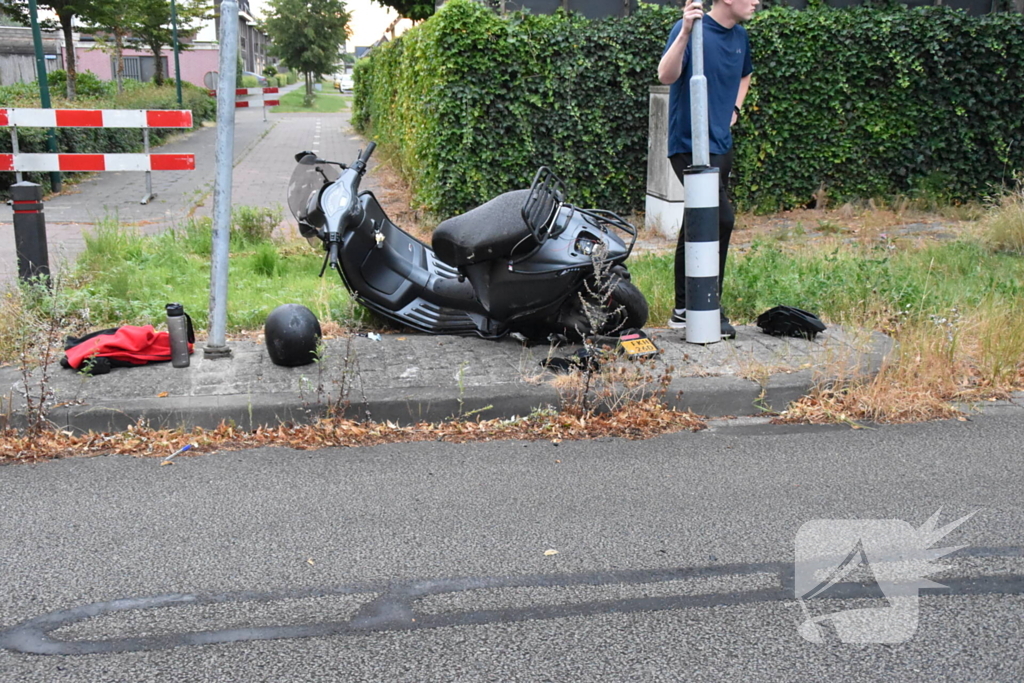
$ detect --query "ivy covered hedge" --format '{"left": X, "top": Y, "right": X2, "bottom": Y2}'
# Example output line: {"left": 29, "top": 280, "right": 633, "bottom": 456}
{"left": 736, "top": 5, "right": 1024, "bottom": 211}
{"left": 353, "top": 0, "right": 674, "bottom": 216}
{"left": 354, "top": 0, "right": 1024, "bottom": 216}
{"left": 1, "top": 80, "right": 217, "bottom": 198}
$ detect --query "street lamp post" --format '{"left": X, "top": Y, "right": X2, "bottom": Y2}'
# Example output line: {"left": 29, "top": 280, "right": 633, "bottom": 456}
{"left": 171, "top": 0, "right": 183, "bottom": 107}
{"left": 28, "top": 0, "right": 62, "bottom": 193}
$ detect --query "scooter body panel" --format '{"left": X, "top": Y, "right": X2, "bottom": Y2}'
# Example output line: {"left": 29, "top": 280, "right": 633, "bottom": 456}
{"left": 335, "top": 193, "right": 498, "bottom": 336}
{"left": 465, "top": 205, "right": 631, "bottom": 321}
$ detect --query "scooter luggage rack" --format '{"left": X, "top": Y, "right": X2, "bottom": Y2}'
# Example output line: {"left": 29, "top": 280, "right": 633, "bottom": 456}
{"left": 521, "top": 166, "right": 567, "bottom": 243}
{"left": 508, "top": 205, "right": 639, "bottom": 275}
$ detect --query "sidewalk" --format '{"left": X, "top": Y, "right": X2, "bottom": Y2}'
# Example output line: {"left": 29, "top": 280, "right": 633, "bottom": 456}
{"left": 0, "top": 325, "right": 894, "bottom": 433}
{"left": 0, "top": 83, "right": 309, "bottom": 281}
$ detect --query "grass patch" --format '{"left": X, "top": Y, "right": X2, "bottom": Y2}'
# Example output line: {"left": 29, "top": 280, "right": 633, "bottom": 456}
{"left": 271, "top": 88, "right": 349, "bottom": 114}
{"left": 631, "top": 237, "right": 1023, "bottom": 331}
{"left": 2, "top": 208, "right": 373, "bottom": 350}
{"left": 629, "top": 228, "right": 1024, "bottom": 415}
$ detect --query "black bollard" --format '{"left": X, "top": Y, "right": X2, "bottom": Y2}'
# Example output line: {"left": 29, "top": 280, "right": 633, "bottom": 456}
{"left": 10, "top": 182, "right": 50, "bottom": 281}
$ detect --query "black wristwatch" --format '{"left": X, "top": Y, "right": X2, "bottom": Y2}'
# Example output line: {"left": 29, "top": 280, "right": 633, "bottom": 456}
{"left": 734, "top": 105, "right": 741, "bottom": 116}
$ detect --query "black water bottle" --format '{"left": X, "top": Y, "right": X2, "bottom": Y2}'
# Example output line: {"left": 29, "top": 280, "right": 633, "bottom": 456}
{"left": 166, "top": 303, "right": 191, "bottom": 368}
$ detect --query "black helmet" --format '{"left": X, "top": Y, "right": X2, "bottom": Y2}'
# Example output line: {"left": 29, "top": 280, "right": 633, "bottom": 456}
{"left": 264, "top": 304, "right": 322, "bottom": 366}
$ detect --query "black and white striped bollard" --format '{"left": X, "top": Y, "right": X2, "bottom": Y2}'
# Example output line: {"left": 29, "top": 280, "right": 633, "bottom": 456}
{"left": 683, "top": 166, "right": 720, "bottom": 343}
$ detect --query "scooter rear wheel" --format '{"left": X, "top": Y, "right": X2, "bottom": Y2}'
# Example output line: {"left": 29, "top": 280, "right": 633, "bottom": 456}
{"left": 553, "top": 276, "right": 650, "bottom": 340}
{"left": 602, "top": 279, "right": 649, "bottom": 334}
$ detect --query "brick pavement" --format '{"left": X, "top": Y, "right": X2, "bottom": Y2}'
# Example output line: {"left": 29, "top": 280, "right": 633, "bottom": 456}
{"left": 0, "top": 84, "right": 314, "bottom": 283}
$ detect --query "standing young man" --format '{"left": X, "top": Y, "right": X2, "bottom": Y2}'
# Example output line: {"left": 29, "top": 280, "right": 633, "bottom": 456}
{"left": 659, "top": 0, "right": 757, "bottom": 339}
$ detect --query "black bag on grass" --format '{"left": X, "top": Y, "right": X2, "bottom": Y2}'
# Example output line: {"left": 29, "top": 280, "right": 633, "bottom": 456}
{"left": 756, "top": 306, "right": 827, "bottom": 340}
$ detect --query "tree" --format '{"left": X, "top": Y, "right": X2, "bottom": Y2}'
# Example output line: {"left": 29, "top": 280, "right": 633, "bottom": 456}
{"left": 372, "top": 0, "right": 433, "bottom": 20}
{"left": 264, "top": 0, "right": 350, "bottom": 99}
{"left": 80, "top": 0, "right": 145, "bottom": 94}
{"left": 127, "top": 0, "right": 211, "bottom": 86}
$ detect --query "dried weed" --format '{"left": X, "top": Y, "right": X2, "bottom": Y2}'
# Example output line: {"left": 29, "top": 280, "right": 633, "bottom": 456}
{"left": 0, "top": 399, "right": 705, "bottom": 464}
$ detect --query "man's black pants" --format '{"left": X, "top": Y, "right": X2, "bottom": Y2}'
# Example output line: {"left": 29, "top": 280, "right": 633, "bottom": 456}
{"left": 669, "top": 149, "right": 735, "bottom": 312}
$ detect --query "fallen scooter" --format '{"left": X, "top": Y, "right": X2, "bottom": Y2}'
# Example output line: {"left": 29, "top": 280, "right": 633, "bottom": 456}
{"left": 287, "top": 143, "right": 648, "bottom": 341}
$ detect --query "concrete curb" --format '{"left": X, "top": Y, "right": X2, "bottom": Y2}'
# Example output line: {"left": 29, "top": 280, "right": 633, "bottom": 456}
{"left": 1, "top": 326, "right": 896, "bottom": 434}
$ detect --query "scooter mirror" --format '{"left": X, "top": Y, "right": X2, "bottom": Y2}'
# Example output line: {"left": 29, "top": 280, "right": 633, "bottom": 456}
{"left": 295, "top": 151, "right": 320, "bottom": 165}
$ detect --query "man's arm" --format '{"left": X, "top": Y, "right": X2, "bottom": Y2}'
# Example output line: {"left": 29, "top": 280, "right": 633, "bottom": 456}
{"left": 731, "top": 74, "right": 752, "bottom": 126}
{"left": 658, "top": 0, "right": 705, "bottom": 85}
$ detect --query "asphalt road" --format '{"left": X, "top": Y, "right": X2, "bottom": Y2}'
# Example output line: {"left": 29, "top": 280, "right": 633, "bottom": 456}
{"left": 1, "top": 405, "right": 1022, "bottom": 681}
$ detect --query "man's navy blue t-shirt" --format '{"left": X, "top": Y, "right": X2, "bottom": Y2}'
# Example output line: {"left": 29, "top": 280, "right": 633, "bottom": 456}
{"left": 664, "top": 16, "right": 752, "bottom": 157}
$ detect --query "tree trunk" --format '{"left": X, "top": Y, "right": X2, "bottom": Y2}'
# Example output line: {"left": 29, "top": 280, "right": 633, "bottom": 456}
{"left": 151, "top": 43, "right": 165, "bottom": 85}
{"left": 305, "top": 71, "right": 312, "bottom": 96}
{"left": 114, "top": 31, "right": 124, "bottom": 95}
{"left": 59, "top": 11, "right": 76, "bottom": 100}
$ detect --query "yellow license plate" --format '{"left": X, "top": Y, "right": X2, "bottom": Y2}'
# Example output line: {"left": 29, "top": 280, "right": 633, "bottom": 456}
{"left": 619, "top": 337, "right": 658, "bottom": 356}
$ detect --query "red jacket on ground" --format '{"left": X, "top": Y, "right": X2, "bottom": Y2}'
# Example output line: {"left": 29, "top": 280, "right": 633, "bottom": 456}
{"left": 64, "top": 325, "right": 193, "bottom": 369}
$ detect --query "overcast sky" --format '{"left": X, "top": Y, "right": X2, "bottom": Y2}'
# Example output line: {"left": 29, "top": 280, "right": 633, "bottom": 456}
{"left": 250, "top": 0, "right": 400, "bottom": 48}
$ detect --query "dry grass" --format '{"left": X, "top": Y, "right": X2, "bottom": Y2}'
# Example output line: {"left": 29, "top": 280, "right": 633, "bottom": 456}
{"left": 0, "top": 288, "right": 27, "bottom": 365}
{"left": 776, "top": 303, "right": 1024, "bottom": 425}
{"left": 984, "top": 184, "right": 1024, "bottom": 255}
{"left": 0, "top": 399, "right": 705, "bottom": 464}
{"left": 363, "top": 157, "right": 437, "bottom": 243}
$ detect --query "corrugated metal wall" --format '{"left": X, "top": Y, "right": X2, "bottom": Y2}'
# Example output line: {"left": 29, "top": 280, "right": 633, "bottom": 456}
{"left": 0, "top": 27, "right": 64, "bottom": 87}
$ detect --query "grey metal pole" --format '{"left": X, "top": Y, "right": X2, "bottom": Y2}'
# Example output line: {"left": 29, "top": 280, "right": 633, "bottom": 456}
{"left": 689, "top": 16, "right": 709, "bottom": 168}
{"left": 11, "top": 128, "right": 23, "bottom": 184}
{"left": 205, "top": 0, "right": 239, "bottom": 360}
{"left": 683, "top": 10, "right": 721, "bottom": 344}
{"left": 140, "top": 128, "right": 156, "bottom": 204}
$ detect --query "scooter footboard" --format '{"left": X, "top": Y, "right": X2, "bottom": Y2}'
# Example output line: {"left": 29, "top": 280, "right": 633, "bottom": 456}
{"left": 340, "top": 193, "right": 500, "bottom": 336}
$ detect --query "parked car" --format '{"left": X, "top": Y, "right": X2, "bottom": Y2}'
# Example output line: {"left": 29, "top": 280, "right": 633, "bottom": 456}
{"left": 335, "top": 74, "right": 354, "bottom": 92}
{"left": 243, "top": 71, "right": 269, "bottom": 87}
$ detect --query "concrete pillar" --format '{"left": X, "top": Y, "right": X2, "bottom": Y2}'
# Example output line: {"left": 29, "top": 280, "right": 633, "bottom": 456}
{"left": 646, "top": 85, "right": 685, "bottom": 240}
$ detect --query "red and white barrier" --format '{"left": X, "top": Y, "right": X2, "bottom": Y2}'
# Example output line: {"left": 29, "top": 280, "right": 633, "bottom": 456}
{"left": 3, "top": 107, "right": 195, "bottom": 204}
{"left": 1, "top": 153, "right": 195, "bottom": 172}
{"left": 0, "top": 108, "right": 193, "bottom": 129}
{"left": 207, "top": 87, "right": 280, "bottom": 111}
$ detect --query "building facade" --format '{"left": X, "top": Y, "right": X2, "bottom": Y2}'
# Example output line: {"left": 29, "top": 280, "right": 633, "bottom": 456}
{"left": 0, "top": 26, "right": 63, "bottom": 87}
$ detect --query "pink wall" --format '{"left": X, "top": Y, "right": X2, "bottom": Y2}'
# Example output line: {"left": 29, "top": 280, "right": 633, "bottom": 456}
{"left": 75, "top": 46, "right": 221, "bottom": 88}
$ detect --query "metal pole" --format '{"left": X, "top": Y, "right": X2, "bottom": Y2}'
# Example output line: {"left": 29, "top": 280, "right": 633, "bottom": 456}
{"left": 683, "top": 10, "right": 721, "bottom": 344}
{"left": 171, "top": 0, "right": 184, "bottom": 108}
{"left": 690, "top": 15, "right": 709, "bottom": 168}
{"left": 140, "top": 128, "right": 155, "bottom": 204}
{"left": 205, "top": 0, "right": 239, "bottom": 360}
{"left": 11, "top": 128, "right": 23, "bottom": 184}
{"left": 28, "top": 0, "right": 62, "bottom": 194}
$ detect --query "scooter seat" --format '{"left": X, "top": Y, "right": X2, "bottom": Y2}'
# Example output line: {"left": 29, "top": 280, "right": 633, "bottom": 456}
{"left": 432, "top": 189, "right": 538, "bottom": 267}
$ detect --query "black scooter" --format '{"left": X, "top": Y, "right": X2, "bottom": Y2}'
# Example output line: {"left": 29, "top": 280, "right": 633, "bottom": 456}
{"left": 288, "top": 143, "right": 648, "bottom": 341}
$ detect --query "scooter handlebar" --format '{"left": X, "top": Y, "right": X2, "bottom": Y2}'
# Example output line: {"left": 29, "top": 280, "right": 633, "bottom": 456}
{"left": 359, "top": 142, "right": 376, "bottom": 165}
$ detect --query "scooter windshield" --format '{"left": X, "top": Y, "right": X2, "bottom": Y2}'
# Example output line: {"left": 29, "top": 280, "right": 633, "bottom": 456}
{"left": 287, "top": 161, "right": 340, "bottom": 223}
